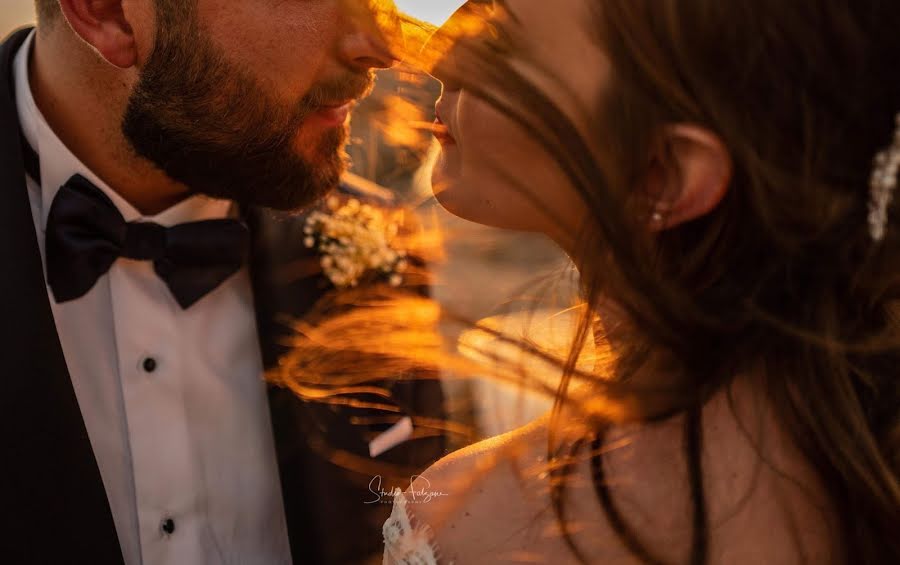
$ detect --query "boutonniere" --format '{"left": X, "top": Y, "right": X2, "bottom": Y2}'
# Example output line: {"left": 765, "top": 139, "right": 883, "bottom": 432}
{"left": 304, "top": 196, "right": 409, "bottom": 288}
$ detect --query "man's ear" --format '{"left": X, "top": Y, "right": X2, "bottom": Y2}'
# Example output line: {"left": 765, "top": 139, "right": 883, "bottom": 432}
{"left": 58, "top": 0, "right": 137, "bottom": 68}
{"left": 643, "top": 124, "right": 732, "bottom": 231}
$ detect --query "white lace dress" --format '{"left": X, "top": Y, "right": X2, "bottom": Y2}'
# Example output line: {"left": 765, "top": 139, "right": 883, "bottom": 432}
{"left": 382, "top": 488, "right": 444, "bottom": 565}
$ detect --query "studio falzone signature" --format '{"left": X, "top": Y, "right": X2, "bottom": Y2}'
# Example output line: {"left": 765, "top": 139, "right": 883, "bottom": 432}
{"left": 366, "top": 475, "right": 450, "bottom": 505}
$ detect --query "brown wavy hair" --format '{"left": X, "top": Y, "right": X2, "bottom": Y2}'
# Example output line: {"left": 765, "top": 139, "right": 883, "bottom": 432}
{"left": 411, "top": 1, "right": 900, "bottom": 563}
{"left": 591, "top": 2, "right": 900, "bottom": 562}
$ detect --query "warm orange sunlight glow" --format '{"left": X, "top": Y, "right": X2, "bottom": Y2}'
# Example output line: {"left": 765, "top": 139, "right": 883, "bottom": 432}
{"left": 394, "top": 0, "right": 467, "bottom": 26}
{"left": 397, "top": 2, "right": 493, "bottom": 72}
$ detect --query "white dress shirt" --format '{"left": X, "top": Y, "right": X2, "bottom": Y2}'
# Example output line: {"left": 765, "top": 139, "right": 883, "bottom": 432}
{"left": 14, "top": 31, "right": 292, "bottom": 565}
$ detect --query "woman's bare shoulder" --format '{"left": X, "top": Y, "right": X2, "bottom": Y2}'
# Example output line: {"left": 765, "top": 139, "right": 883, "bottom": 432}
{"left": 423, "top": 413, "right": 551, "bottom": 483}
{"left": 405, "top": 415, "right": 575, "bottom": 563}
{"left": 402, "top": 382, "right": 842, "bottom": 565}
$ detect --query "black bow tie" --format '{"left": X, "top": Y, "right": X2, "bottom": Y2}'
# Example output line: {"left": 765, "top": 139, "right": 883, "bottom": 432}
{"left": 46, "top": 174, "right": 250, "bottom": 309}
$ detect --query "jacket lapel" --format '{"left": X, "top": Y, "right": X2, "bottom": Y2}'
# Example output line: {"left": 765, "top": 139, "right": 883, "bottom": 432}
{"left": 248, "top": 199, "right": 448, "bottom": 565}
{"left": 249, "top": 206, "right": 399, "bottom": 564}
{"left": 0, "top": 28, "right": 124, "bottom": 564}
{"left": 248, "top": 207, "right": 354, "bottom": 565}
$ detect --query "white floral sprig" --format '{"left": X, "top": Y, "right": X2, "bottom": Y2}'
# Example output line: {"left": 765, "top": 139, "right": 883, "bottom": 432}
{"left": 304, "top": 196, "right": 409, "bottom": 288}
{"left": 869, "top": 113, "right": 900, "bottom": 242}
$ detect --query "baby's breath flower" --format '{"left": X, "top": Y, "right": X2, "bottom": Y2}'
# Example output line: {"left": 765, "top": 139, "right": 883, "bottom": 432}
{"left": 303, "top": 198, "right": 409, "bottom": 288}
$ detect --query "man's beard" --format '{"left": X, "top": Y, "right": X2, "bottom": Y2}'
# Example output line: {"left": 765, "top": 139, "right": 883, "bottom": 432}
{"left": 121, "top": 13, "right": 374, "bottom": 211}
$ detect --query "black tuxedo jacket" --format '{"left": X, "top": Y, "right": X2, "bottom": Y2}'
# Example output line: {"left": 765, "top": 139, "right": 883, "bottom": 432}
{"left": 0, "top": 27, "right": 445, "bottom": 565}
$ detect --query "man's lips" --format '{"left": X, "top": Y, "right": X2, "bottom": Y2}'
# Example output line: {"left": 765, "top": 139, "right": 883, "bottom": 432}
{"left": 309, "top": 100, "right": 355, "bottom": 127}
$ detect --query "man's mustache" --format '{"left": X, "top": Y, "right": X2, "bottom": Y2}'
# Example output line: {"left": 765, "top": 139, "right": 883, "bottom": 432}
{"left": 296, "top": 72, "right": 377, "bottom": 118}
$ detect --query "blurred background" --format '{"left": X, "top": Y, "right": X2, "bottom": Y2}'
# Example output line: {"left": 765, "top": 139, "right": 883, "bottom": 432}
{"left": 1, "top": 1, "right": 572, "bottom": 444}
{"left": 1, "top": 1, "right": 35, "bottom": 32}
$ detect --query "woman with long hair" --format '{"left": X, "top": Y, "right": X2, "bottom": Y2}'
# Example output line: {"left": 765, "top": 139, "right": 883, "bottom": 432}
{"left": 374, "top": 0, "right": 900, "bottom": 563}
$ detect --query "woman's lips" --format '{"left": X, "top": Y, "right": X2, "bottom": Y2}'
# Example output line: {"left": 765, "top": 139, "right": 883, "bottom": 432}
{"left": 433, "top": 112, "right": 457, "bottom": 146}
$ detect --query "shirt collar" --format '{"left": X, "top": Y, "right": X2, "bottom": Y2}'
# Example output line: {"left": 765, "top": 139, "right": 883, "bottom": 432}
{"left": 13, "top": 30, "right": 235, "bottom": 231}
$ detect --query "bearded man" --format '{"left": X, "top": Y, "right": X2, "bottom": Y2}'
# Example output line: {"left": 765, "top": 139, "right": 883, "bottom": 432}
{"left": 0, "top": 1, "right": 445, "bottom": 563}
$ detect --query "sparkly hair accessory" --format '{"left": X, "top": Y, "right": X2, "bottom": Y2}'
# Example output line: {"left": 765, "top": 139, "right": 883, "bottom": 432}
{"left": 868, "top": 113, "right": 900, "bottom": 242}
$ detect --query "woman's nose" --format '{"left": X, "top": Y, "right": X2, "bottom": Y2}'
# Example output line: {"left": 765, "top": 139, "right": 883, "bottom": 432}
{"left": 430, "top": 58, "right": 462, "bottom": 92}
{"left": 426, "top": 36, "right": 467, "bottom": 92}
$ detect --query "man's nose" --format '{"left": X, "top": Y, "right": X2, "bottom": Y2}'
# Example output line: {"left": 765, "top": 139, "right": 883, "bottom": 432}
{"left": 339, "top": 0, "right": 401, "bottom": 71}
{"left": 340, "top": 33, "right": 397, "bottom": 71}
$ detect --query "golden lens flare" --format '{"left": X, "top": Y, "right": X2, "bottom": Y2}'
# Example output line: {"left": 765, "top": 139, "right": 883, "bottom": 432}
{"left": 379, "top": 1, "right": 495, "bottom": 71}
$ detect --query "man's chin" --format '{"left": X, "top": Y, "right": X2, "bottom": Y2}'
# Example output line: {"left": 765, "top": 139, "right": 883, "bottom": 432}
{"left": 294, "top": 121, "right": 350, "bottom": 157}
{"left": 172, "top": 147, "right": 346, "bottom": 212}
{"left": 246, "top": 163, "right": 345, "bottom": 211}
{"left": 124, "top": 111, "right": 350, "bottom": 212}
{"left": 256, "top": 159, "right": 347, "bottom": 212}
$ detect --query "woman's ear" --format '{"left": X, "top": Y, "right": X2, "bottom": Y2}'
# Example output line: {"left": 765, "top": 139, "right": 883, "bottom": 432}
{"left": 643, "top": 124, "right": 733, "bottom": 231}
{"left": 58, "top": 0, "right": 137, "bottom": 68}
